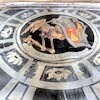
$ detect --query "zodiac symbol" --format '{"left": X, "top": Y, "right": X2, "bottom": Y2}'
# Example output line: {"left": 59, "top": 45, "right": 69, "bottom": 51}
{"left": 46, "top": 68, "right": 72, "bottom": 81}
{"left": 6, "top": 51, "right": 23, "bottom": 66}
{"left": 1, "top": 27, "right": 13, "bottom": 38}
{"left": 21, "top": 12, "right": 33, "bottom": 19}
{"left": 79, "top": 12, "right": 92, "bottom": 19}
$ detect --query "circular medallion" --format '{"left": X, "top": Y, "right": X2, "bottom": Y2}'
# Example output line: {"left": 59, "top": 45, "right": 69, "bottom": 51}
{"left": 0, "top": 8, "right": 100, "bottom": 91}
{"left": 17, "top": 14, "right": 96, "bottom": 63}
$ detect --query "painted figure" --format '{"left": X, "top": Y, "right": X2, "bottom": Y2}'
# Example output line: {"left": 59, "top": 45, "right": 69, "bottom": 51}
{"left": 21, "top": 17, "right": 91, "bottom": 54}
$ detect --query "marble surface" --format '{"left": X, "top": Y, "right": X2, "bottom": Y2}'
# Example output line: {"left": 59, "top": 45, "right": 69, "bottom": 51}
{"left": 0, "top": 3, "right": 100, "bottom": 100}
{"left": 0, "top": 0, "right": 99, "bottom": 3}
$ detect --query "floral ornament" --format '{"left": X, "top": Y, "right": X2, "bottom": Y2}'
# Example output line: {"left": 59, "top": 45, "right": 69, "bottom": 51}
{"left": 21, "top": 12, "right": 33, "bottom": 19}
{"left": 6, "top": 51, "right": 23, "bottom": 66}
{"left": 46, "top": 68, "right": 72, "bottom": 81}
{"left": 93, "top": 53, "right": 100, "bottom": 65}
{"left": 1, "top": 27, "right": 13, "bottom": 38}
{"left": 79, "top": 12, "right": 92, "bottom": 19}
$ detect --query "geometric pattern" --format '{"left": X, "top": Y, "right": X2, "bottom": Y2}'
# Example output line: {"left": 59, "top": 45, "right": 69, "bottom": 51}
{"left": 0, "top": 3, "right": 100, "bottom": 100}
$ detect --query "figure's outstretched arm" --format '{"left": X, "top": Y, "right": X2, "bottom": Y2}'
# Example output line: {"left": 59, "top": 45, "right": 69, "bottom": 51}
{"left": 20, "top": 19, "right": 46, "bottom": 35}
